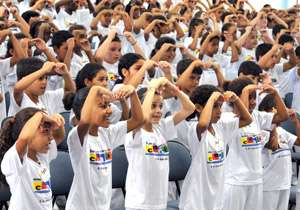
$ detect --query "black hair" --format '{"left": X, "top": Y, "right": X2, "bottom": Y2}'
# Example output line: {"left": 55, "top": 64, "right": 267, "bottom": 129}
{"left": 99, "top": 34, "right": 121, "bottom": 46}
{"left": 75, "top": 63, "right": 107, "bottom": 90}
{"left": 188, "top": 18, "right": 204, "bottom": 37}
{"left": 21, "top": 11, "right": 39, "bottom": 23}
{"left": 287, "top": 19, "right": 296, "bottom": 29}
{"left": 221, "top": 22, "right": 235, "bottom": 41}
{"left": 258, "top": 94, "right": 275, "bottom": 111}
{"left": 111, "top": 1, "right": 124, "bottom": 10}
{"left": 221, "top": 11, "right": 233, "bottom": 23}
{"left": 238, "top": 61, "right": 262, "bottom": 77}
{"left": 5, "top": 33, "right": 28, "bottom": 58}
{"left": 17, "top": 57, "right": 44, "bottom": 81}
{"left": 0, "top": 107, "right": 43, "bottom": 186}
{"left": 96, "top": 6, "right": 111, "bottom": 16}
{"left": 52, "top": 30, "right": 74, "bottom": 48}
{"left": 179, "top": 6, "right": 190, "bottom": 16}
{"left": 272, "top": 24, "right": 286, "bottom": 37}
{"left": 125, "top": 0, "right": 142, "bottom": 15}
{"left": 68, "top": 24, "right": 87, "bottom": 33}
{"left": 63, "top": 87, "right": 91, "bottom": 121}
{"left": 176, "top": 59, "right": 202, "bottom": 75}
{"left": 115, "top": 53, "right": 145, "bottom": 85}
{"left": 187, "top": 85, "right": 221, "bottom": 120}
{"left": 255, "top": 43, "right": 272, "bottom": 61}
{"left": 228, "top": 76, "right": 254, "bottom": 97}
{"left": 137, "top": 87, "right": 161, "bottom": 105}
{"left": 263, "top": 4, "right": 271, "bottom": 8}
{"left": 296, "top": 45, "right": 300, "bottom": 57}
{"left": 200, "top": 32, "right": 220, "bottom": 46}
{"left": 149, "top": 14, "right": 167, "bottom": 23}
{"left": 29, "top": 20, "right": 46, "bottom": 38}
{"left": 150, "top": 36, "right": 176, "bottom": 58}
{"left": 278, "top": 34, "right": 294, "bottom": 45}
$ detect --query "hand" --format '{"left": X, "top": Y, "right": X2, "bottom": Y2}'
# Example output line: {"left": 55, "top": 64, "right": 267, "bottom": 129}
{"left": 42, "top": 15, "right": 51, "bottom": 23}
{"left": 5, "top": 0, "right": 13, "bottom": 8}
{"left": 267, "top": 12, "right": 275, "bottom": 19}
{"left": 88, "top": 30, "right": 102, "bottom": 40}
{"left": 143, "top": 60, "right": 157, "bottom": 70}
{"left": 283, "top": 43, "right": 294, "bottom": 55}
{"left": 107, "top": 29, "right": 118, "bottom": 39}
{"left": 195, "top": 24, "right": 204, "bottom": 35}
{"left": 161, "top": 43, "right": 175, "bottom": 52}
{"left": 192, "top": 59, "right": 204, "bottom": 68}
{"left": 66, "top": 37, "right": 75, "bottom": 49}
{"left": 177, "top": 45, "right": 189, "bottom": 55}
{"left": 32, "top": 38, "right": 47, "bottom": 51}
{"left": 157, "top": 61, "right": 171, "bottom": 73}
{"left": 123, "top": 31, "right": 136, "bottom": 45}
{"left": 224, "top": 31, "right": 234, "bottom": 43}
{"left": 0, "top": 29, "right": 11, "bottom": 43}
{"left": 260, "top": 29, "right": 269, "bottom": 38}
{"left": 42, "top": 61, "right": 56, "bottom": 73}
{"left": 209, "top": 14, "right": 217, "bottom": 22}
{"left": 80, "top": 39, "right": 91, "bottom": 52}
{"left": 147, "top": 78, "right": 162, "bottom": 90}
{"left": 53, "top": 63, "right": 68, "bottom": 75}
{"left": 115, "top": 84, "right": 135, "bottom": 100}
{"left": 259, "top": 84, "right": 276, "bottom": 95}
{"left": 95, "top": 86, "right": 114, "bottom": 103}
{"left": 271, "top": 43, "right": 282, "bottom": 51}
{"left": 7, "top": 20, "right": 21, "bottom": 28}
{"left": 259, "top": 73, "right": 273, "bottom": 85}
{"left": 39, "top": 112, "right": 61, "bottom": 131}
{"left": 288, "top": 109, "right": 299, "bottom": 123}
{"left": 203, "top": 61, "right": 219, "bottom": 71}
{"left": 210, "top": 91, "right": 225, "bottom": 103}
{"left": 51, "top": 113, "right": 65, "bottom": 129}
{"left": 244, "top": 84, "right": 262, "bottom": 93}
{"left": 291, "top": 29, "right": 299, "bottom": 38}
{"left": 20, "top": 38, "right": 29, "bottom": 49}
{"left": 9, "top": 6, "right": 18, "bottom": 16}
{"left": 224, "top": 91, "right": 238, "bottom": 102}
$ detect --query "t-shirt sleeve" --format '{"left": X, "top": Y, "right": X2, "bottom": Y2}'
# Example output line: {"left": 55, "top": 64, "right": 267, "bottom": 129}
{"left": 159, "top": 116, "right": 177, "bottom": 141}
{"left": 67, "top": 126, "right": 85, "bottom": 166}
{"left": 0, "top": 58, "right": 11, "bottom": 78}
{"left": 216, "top": 112, "right": 239, "bottom": 144}
{"left": 283, "top": 129, "right": 297, "bottom": 149}
{"left": 1, "top": 143, "right": 27, "bottom": 177}
{"left": 257, "top": 111, "right": 275, "bottom": 131}
{"left": 108, "top": 120, "right": 127, "bottom": 149}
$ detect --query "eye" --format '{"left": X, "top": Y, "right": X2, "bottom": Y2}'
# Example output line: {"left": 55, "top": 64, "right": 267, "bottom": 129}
{"left": 151, "top": 104, "right": 156, "bottom": 109}
{"left": 159, "top": 104, "right": 163, "bottom": 109}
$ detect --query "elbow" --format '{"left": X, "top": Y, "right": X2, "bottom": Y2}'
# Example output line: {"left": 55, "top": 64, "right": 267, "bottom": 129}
{"left": 245, "top": 117, "right": 253, "bottom": 126}
{"left": 197, "top": 120, "right": 208, "bottom": 131}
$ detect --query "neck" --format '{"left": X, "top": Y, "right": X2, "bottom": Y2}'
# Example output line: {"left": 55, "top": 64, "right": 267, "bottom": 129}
{"left": 65, "top": 8, "right": 73, "bottom": 15}
{"left": 205, "top": 51, "right": 213, "bottom": 57}
{"left": 89, "top": 124, "right": 99, "bottom": 136}
{"left": 208, "top": 123, "right": 215, "bottom": 136}
{"left": 25, "top": 90, "right": 39, "bottom": 104}
{"left": 182, "top": 87, "right": 190, "bottom": 96}
{"left": 73, "top": 47, "right": 82, "bottom": 56}
{"left": 142, "top": 121, "right": 153, "bottom": 132}
{"left": 28, "top": 149, "right": 39, "bottom": 163}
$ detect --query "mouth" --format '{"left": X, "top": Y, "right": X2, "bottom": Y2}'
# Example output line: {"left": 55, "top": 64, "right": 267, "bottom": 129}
{"left": 104, "top": 115, "right": 111, "bottom": 123}
{"left": 152, "top": 115, "right": 161, "bottom": 121}
{"left": 46, "top": 143, "right": 51, "bottom": 150}
{"left": 41, "top": 86, "right": 46, "bottom": 91}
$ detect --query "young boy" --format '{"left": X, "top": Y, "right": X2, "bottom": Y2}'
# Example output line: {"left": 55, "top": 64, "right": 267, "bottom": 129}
{"left": 256, "top": 42, "right": 296, "bottom": 99}
{"left": 9, "top": 58, "right": 76, "bottom": 116}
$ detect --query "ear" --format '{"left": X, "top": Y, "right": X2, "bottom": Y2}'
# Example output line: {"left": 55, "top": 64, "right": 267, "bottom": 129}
{"left": 53, "top": 46, "right": 58, "bottom": 54}
{"left": 84, "top": 78, "right": 92, "bottom": 87}
{"left": 239, "top": 72, "right": 244, "bottom": 77}
{"left": 195, "top": 103, "right": 203, "bottom": 113}
{"left": 121, "top": 68, "right": 129, "bottom": 77}
{"left": 9, "top": 48, "right": 15, "bottom": 56}
{"left": 258, "top": 55, "right": 262, "bottom": 61}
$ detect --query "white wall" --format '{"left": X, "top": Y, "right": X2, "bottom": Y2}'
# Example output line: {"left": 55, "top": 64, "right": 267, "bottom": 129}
{"left": 249, "top": 0, "right": 296, "bottom": 10}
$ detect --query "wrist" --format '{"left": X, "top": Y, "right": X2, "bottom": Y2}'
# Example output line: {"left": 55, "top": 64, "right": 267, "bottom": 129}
{"left": 171, "top": 86, "right": 180, "bottom": 95}
{"left": 131, "top": 40, "right": 137, "bottom": 45}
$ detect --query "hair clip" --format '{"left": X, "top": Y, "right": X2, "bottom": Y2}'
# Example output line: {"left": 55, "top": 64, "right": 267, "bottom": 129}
{"left": 11, "top": 118, "right": 14, "bottom": 124}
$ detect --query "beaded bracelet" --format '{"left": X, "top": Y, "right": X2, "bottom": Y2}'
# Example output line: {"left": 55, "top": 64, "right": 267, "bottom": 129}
{"left": 170, "top": 86, "right": 180, "bottom": 95}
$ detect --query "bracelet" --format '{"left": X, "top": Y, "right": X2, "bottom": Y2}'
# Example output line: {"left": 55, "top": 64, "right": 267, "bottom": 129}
{"left": 36, "top": 111, "right": 44, "bottom": 122}
{"left": 171, "top": 86, "right": 180, "bottom": 95}
{"left": 131, "top": 41, "right": 137, "bottom": 45}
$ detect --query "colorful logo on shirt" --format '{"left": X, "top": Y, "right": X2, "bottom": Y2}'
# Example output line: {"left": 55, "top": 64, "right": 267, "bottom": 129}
{"left": 33, "top": 178, "right": 51, "bottom": 194}
{"left": 89, "top": 149, "right": 112, "bottom": 165}
{"left": 207, "top": 150, "right": 224, "bottom": 164}
{"left": 145, "top": 143, "right": 169, "bottom": 156}
{"left": 271, "top": 78, "right": 279, "bottom": 85}
{"left": 247, "top": 56, "right": 255, "bottom": 61}
{"left": 195, "top": 49, "right": 199, "bottom": 54}
{"left": 80, "top": 60, "right": 89, "bottom": 65}
{"left": 258, "top": 36, "right": 262, "bottom": 40}
{"left": 270, "top": 139, "right": 290, "bottom": 155}
{"left": 184, "top": 29, "right": 189, "bottom": 33}
{"left": 241, "top": 134, "right": 262, "bottom": 147}
{"left": 109, "top": 74, "right": 120, "bottom": 82}
{"left": 66, "top": 23, "right": 76, "bottom": 27}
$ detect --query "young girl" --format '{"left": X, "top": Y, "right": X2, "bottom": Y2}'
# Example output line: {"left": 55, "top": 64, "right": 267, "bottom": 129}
{"left": 125, "top": 77, "right": 195, "bottom": 209}
{"left": 223, "top": 77, "right": 289, "bottom": 210}
{"left": 258, "top": 95, "right": 300, "bottom": 210}
{"left": 72, "top": 62, "right": 129, "bottom": 126}
{"left": 184, "top": 18, "right": 204, "bottom": 57}
{"left": 64, "top": 85, "right": 144, "bottom": 210}
{"left": 0, "top": 108, "right": 65, "bottom": 209}
{"left": 179, "top": 84, "right": 252, "bottom": 210}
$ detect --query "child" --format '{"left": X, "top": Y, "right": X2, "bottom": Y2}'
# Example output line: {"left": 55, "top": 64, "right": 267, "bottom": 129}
{"left": 125, "top": 77, "right": 195, "bottom": 209}
{"left": 223, "top": 77, "right": 288, "bottom": 210}
{"left": 183, "top": 18, "right": 204, "bottom": 57}
{"left": 179, "top": 84, "right": 252, "bottom": 210}
{"left": 64, "top": 84, "right": 144, "bottom": 210}
{"left": 9, "top": 58, "right": 76, "bottom": 116}
{"left": 290, "top": 46, "right": 300, "bottom": 115}
{"left": 258, "top": 95, "right": 300, "bottom": 210}
{"left": 0, "top": 108, "right": 65, "bottom": 209}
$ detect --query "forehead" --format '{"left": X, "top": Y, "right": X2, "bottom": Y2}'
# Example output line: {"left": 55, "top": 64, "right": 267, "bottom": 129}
{"left": 109, "top": 41, "right": 122, "bottom": 48}
{"left": 95, "top": 69, "right": 107, "bottom": 77}
{"left": 152, "top": 94, "right": 163, "bottom": 103}
{"left": 101, "top": 10, "right": 112, "bottom": 16}
{"left": 73, "top": 29, "right": 87, "bottom": 36}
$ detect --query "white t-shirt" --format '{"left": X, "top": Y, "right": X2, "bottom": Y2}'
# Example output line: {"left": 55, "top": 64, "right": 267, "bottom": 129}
{"left": 179, "top": 113, "right": 239, "bottom": 210}
{"left": 125, "top": 117, "right": 177, "bottom": 209}
{"left": 1, "top": 141, "right": 57, "bottom": 210}
{"left": 225, "top": 110, "right": 275, "bottom": 185}
{"left": 263, "top": 69, "right": 280, "bottom": 93}
{"left": 0, "top": 58, "right": 12, "bottom": 122}
{"left": 184, "top": 36, "right": 202, "bottom": 58}
{"left": 56, "top": 9, "right": 91, "bottom": 31}
{"left": 289, "top": 66, "right": 300, "bottom": 115}
{"left": 238, "top": 47, "right": 256, "bottom": 65}
{"left": 262, "top": 127, "right": 296, "bottom": 191}
{"left": 66, "top": 121, "right": 127, "bottom": 210}
{"left": 8, "top": 88, "right": 65, "bottom": 116}
{"left": 269, "top": 63, "right": 292, "bottom": 98}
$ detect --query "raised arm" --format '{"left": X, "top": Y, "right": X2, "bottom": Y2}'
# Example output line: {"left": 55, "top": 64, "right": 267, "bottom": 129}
{"left": 95, "top": 29, "right": 118, "bottom": 64}
{"left": 257, "top": 43, "right": 281, "bottom": 69}
{"left": 124, "top": 31, "right": 146, "bottom": 59}
{"left": 204, "top": 61, "right": 225, "bottom": 91}
{"left": 53, "top": 63, "right": 76, "bottom": 93}
{"left": 7, "top": 30, "right": 25, "bottom": 67}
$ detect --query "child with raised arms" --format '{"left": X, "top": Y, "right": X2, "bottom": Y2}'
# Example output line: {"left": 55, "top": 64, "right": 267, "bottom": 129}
{"left": 64, "top": 84, "right": 144, "bottom": 210}
{"left": 125, "top": 77, "right": 195, "bottom": 209}
{"left": 179, "top": 84, "right": 252, "bottom": 210}
{"left": 0, "top": 108, "right": 65, "bottom": 210}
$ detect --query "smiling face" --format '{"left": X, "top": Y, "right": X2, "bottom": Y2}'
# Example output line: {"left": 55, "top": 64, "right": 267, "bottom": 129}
{"left": 160, "top": 45, "right": 176, "bottom": 62}
{"left": 148, "top": 94, "right": 163, "bottom": 124}
{"left": 104, "top": 41, "right": 122, "bottom": 64}
{"left": 244, "top": 30, "right": 258, "bottom": 49}
{"left": 100, "top": 11, "right": 113, "bottom": 27}
{"left": 92, "top": 96, "right": 112, "bottom": 128}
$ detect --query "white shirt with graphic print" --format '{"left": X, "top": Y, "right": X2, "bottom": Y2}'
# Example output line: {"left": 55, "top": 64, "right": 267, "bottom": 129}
{"left": 225, "top": 110, "right": 274, "bottom": 185}
{"left": 262, "top": 126, "right": 296, "bottom": 191}
{"left": 1, "top": 141, "right": 57, "bottom": 210}
{"left": 179, "top": 113, "right": 239, "bottom": 210}
{"left": 66, "top": 121, "right": 127, "bottom": 210}
{"left": 125, "top": 116, "right": 177, "bottom": 209}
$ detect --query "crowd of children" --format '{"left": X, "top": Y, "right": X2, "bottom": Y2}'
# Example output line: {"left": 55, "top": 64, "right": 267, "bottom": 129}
{"left": 0, "top": 0, "right": 300, "bottom": 209}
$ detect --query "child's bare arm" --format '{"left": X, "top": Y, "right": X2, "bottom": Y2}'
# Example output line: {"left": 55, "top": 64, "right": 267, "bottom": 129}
{"left": 95, "top": 29, "right": 118, "bottom": 64}
{"left": 289, "top": 109, "right": 300, "bottom": 146}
